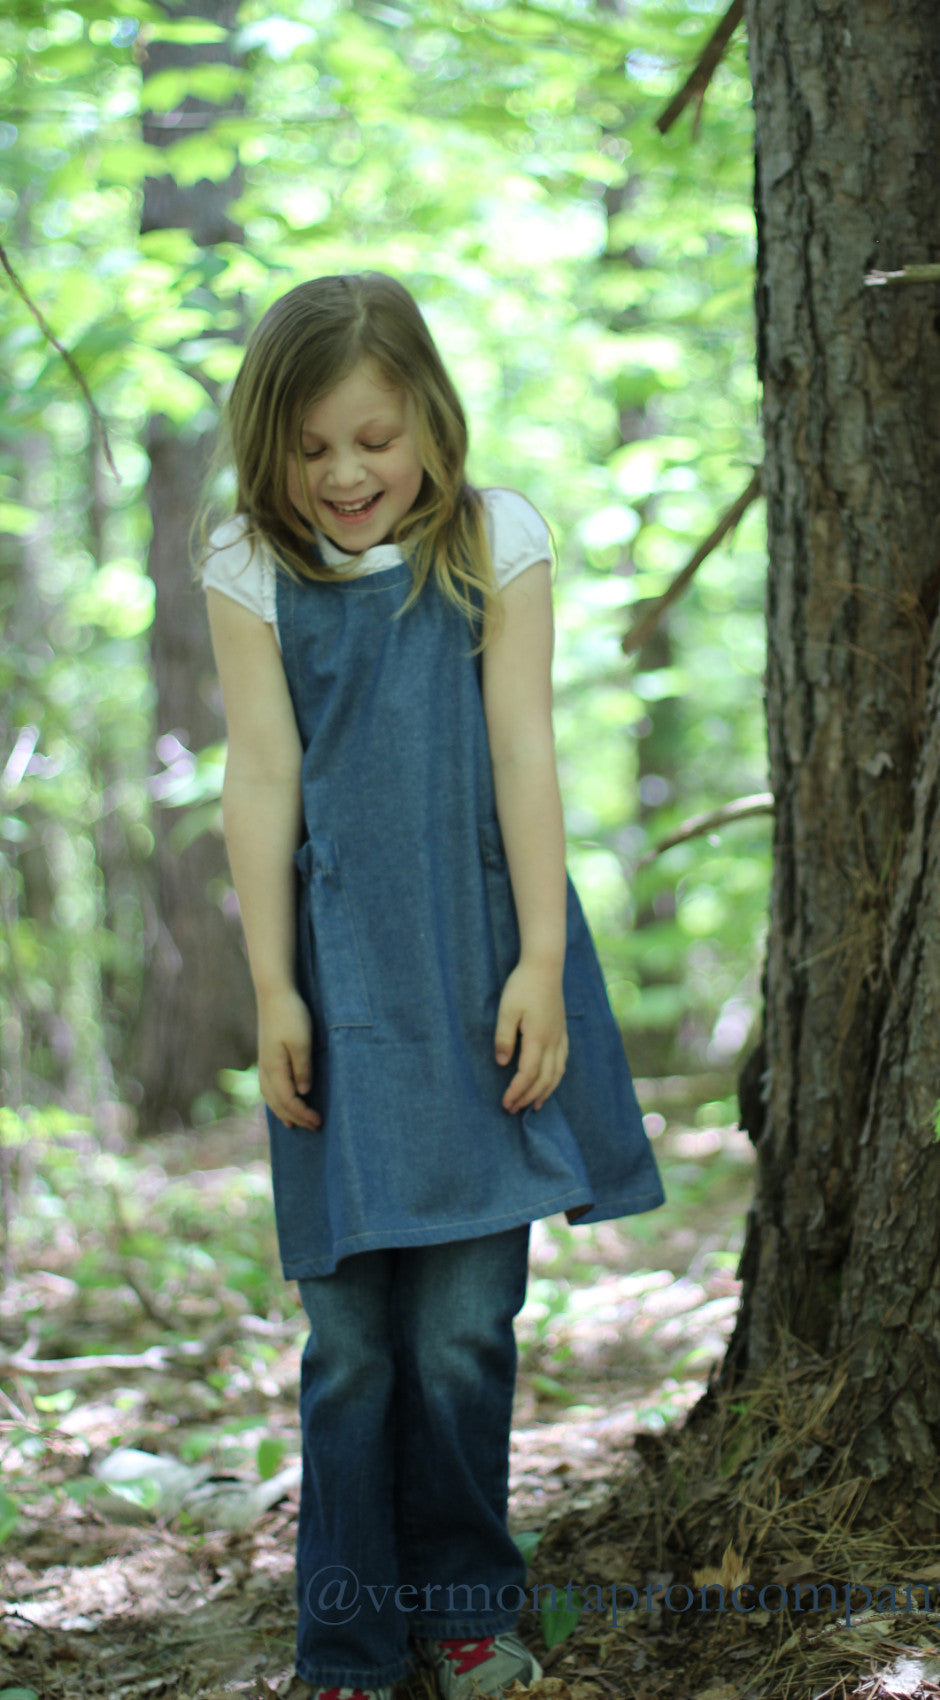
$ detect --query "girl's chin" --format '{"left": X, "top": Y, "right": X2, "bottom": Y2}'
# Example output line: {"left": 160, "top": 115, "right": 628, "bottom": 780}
{"left": 317, "top": 499, "right": 388, "bottom": 553}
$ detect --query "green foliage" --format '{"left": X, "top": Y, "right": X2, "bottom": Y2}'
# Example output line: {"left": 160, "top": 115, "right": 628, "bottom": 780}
{"left": 514, "top": 1526, "right": 541, "bottom": 1564}
{"left": 0, "top": 1487, "right": 19, "bottom": 1545}
{"left": 0, "top": 0, "right": 766, "bottom": 1128}
{"left": 541, "top": 1584, "right": 582, "bottom": 1647}
{"left": 256, "top": 1434, "right": 286, "bottom": 1480}
{"left": 4, "top": 1118, "right": 282, "bottom": 1315}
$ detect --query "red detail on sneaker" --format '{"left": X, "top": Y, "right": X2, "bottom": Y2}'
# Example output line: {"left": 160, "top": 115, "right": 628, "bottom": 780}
{"left": 315, "top": 1690, "right": 372, "bottom": 1699}
{"left": 438, "top": 1636, "right": 497, "bottom": 1674}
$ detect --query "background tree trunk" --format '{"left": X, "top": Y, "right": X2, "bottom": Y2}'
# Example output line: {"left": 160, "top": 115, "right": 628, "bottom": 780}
{"left": 726, "top": 0, "right": 940, "bottom": 1489}
{"left": 129, "top": 0, "right": 255, "bottom": 1130}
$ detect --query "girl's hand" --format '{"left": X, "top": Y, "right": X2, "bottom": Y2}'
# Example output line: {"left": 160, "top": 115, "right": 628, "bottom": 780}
{"left": 257, "top": 986, "right": 322, "bottom": 1130}
{"left": 494, "top": 961, "right": 569, "bottom": 1115}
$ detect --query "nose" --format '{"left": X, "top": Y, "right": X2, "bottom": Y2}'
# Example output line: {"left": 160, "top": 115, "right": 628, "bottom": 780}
{"left": 328, "top": 445, "right": 368, "bottom": 489}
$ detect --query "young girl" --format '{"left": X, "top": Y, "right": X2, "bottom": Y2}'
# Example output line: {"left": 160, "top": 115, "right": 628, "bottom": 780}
{"left": 202, "top": 272, "right": 664, "bottom": 1700}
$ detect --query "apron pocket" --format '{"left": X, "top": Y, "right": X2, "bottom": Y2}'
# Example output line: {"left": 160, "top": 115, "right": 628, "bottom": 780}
{"left": 477, "top": 818, "right": 584, "bottom": 1017}
{"left": 294, "top": 835, "right": 374, "bottom": 1030}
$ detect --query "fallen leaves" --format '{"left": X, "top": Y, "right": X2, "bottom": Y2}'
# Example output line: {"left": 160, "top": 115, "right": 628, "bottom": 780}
{"left": 692, "top": 1541, "right": 749, "bottom": 1594}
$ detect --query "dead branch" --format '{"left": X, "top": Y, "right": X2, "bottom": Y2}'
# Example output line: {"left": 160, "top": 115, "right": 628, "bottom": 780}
{"left": 639, "top": 792, "right": 774, "bottom": 866}
{"left": 0, "top": 1313, "right": 298, "bottom": 1378}
{"left": 864, "top": 264, "right": 940, "bottom": 287}
{"left": 655, "top": 0, "right": 746, "bottom": 136}
{"left": 0, "top": 240, "right": 121, "bottom": 482}
{"left": 621, "top": 467, "right": 762, "bottom": 656}
{"left": 0, "top": 1344, "right": 176, "bottom": 1375}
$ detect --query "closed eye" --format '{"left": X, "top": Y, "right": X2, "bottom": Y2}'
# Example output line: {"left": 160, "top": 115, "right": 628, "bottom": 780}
{"left": 301, "top": 438, "right": 394, "bottom": 458}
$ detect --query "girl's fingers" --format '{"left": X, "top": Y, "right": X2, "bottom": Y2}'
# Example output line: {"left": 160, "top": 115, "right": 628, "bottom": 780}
{"left": 494, "top": 1011, "right": 521, "bottom": 1067}
{"left": 502, "top": 1033, "right": 567, "bottom": 1113}
{"left": 527, "top": 1035, "right": 569, "bottom": 1111}
{"left": 261, "top": 1056, "right": 322, "bottom": 1130}
{"left": 283, "top": 1093, "right": 322, "bottom": 1130}
{"left": 286, "top": 1038, "right": 313, "bottom": 1099}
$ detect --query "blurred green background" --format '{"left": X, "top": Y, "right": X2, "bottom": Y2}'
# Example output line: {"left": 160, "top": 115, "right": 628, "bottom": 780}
{"left": 1, "top": 0, "right": 767, "bottom": 1146}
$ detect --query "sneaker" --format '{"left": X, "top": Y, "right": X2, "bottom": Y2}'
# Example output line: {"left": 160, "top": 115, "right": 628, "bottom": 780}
{"left": 418, "top": 1632, "right": 543, "bottom": 1697}
{"left": 311, "top": 1688, "right": 395, "bottom": 1700}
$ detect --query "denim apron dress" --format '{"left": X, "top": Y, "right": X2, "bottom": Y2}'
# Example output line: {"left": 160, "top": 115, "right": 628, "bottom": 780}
{"left": 266, "top": 553, "right": 664, "bottom": 1281}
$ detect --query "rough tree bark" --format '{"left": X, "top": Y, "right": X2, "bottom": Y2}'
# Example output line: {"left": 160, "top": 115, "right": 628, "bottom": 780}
{"left": 726, "top": 0, "right": 940, "bottom": 1490}
{"left": 129, "top": 0, "right": 255, "bottom": 1129}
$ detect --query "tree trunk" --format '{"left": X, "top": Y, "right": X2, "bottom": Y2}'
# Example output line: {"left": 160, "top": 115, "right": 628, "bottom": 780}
{"left": 597, "top": 0, "right": 685, "bottom": 1075}
{"left": 726, "top": 0, "right": 940, "bottom": 1487}
{"left": 129, "top": 1, "right": 255, "bottom": 1130}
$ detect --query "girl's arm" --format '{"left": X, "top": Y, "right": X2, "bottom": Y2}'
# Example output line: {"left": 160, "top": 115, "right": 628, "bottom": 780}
{"left": 481, "top": 561, "right": 569, "bottom": 1115}
{"left": 205, "top": 589, "right": 321, "bottom": 1131}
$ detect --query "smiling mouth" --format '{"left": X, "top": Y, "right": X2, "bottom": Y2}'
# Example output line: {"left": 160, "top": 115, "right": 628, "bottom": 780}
{"left": 325, "top": 493, "right": 382, "bottom": 517}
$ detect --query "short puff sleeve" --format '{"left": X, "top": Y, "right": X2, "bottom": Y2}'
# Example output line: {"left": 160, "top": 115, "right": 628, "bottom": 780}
{"left": 481, "top": 488, "right": 553, "bottom": 591}
{"left": 201, "top": 517, "right": 278, "bottom": 632}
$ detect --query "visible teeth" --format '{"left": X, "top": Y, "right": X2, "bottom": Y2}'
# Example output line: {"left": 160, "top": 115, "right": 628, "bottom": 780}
{"left": 331, "top": 496, "right": 375, "bottom": 513}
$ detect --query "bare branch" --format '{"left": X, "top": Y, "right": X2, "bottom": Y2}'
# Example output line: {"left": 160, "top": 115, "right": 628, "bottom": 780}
{"left": 639, "top": 793, "right": 774, "bottom": 866}
{"left": 0, "top": 1314, "right": 296, "bottom": 1378}
{"left": 621, "top": 468, "right": 762, "bottom": 656}
{"left": 0, "top": 241, "right": 121, "bottom": 483}
{"left": 864, "top": 264, "right": 940, "bottom": 287}
{"left": 655, "top": 0, "right": 746, "bottom": 136}
{"left": 0, "top": 1344, "right": 175, "bottom": 1376}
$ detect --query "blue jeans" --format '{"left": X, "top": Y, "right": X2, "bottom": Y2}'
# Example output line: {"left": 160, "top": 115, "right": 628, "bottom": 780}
{"left": 294, "top": 1225, "right": 531, "bottom": 1689}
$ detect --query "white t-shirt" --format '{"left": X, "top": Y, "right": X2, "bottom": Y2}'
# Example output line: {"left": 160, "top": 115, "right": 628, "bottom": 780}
{"left": 201, "top": 486, "right": 551, "bottom": 649}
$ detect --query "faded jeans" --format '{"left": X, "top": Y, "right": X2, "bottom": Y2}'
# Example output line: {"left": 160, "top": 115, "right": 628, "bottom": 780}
{"left": 293, "top": 1225, "right": 531, "bottom": 1689}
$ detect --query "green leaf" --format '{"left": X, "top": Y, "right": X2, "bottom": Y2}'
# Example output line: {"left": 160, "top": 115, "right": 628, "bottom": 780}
{"left": 162, "top": 133, "right": 238, "bottom": 186}
{"left": 141, "top": 63, "right": 246, "bottom": 112}
{"left": 126, "top": 347, "right": 210, "bottom": 425}
{"left": 64, "top": 1477, "right": 113, "bottom": 1505}
{"left": 514, "top": 1527, "right": 541, "bottom": 1564}
{"left": 96, "top": 141, "right": 168, "bottom": 185}
{"left": 99, "top": 1474, "right": 164, "bottom": 1512}
{"left": 0, "top": 1488, "right": 20, "bottom": 1545}
{"left": 0, "top": 501, "right": 38, "bottom": 535}
{"left": 541, "top": 1587, "right": 581, "bottom": 1648}
{"left": 256, "top": 1436, "right": 286, "bottom": 1481}
{"left": 71, "top": 563, "right": 155, "bottom": 639}
{"left": 65, "top": 0, "right": 164, "bottom": 20}
{"left": 143, "top": 20, "right": 229, "bottom": 43}
{"left": 34, "top": 1389, "right": 77, "bottom": 1414}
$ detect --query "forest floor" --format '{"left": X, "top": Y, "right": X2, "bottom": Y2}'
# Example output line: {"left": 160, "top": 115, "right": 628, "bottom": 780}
{"left": 2, "top": 1095, "right": 938, "bottom": 1700}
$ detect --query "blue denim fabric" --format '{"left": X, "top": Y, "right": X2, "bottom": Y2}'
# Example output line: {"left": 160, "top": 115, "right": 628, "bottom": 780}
{"left": 267, "top": 556, "right": 664, "bottom": 1280}
{"left": 293, "top": 1227, "right": 531, "bottom": 1689}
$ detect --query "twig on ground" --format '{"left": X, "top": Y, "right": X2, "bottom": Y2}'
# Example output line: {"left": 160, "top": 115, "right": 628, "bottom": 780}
{"left": 0, "top": 1311, "right": 300, "bottom": 1378}
{"left": 0, "top": 1383, "right": 27, "bottom": 1420}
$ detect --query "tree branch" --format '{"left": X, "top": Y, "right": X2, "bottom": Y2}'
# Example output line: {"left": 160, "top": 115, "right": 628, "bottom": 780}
{"left": 864, "top": 265, "right": 940, "bottom": 287}
{"left": 0, "top": 1314, "right": 296, "bottom": 1378}
{"left": 655, "top": 0, "right": 746, "bottom": 136}
{"left": 621, "top": 468, "right": 762, "bottom": 656}
{"left": 639, "top": 793, "right": 774, "bottom": 866}
{"left": 0, "top": 241, "right": 121, "bottom": 483}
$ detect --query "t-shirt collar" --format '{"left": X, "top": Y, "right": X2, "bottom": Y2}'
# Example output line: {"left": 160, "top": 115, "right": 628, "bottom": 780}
{"left": 314, "top": 527, "right": 405, "bottom": 569}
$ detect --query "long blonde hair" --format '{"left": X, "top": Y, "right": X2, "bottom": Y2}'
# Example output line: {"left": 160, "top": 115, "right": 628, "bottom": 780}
{"left": 201, "top": 272, "right": 498, "bottom": 648}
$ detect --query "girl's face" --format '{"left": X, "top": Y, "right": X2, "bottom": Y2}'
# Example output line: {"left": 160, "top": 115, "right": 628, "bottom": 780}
{"left": 286, "top": 358, "right": 424, "bottom": 554}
